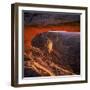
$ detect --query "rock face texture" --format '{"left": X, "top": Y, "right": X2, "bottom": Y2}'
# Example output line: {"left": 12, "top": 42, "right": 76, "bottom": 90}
{"left": 24, "top": 12, "right": 80, "bottom": 26}
{"left": 24, "top": 31, "right": 80, "bottom": 77}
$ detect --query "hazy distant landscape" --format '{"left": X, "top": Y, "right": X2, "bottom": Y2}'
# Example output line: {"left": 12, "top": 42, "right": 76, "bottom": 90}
{"left": 24, "top": 31, "right": 80, "bottom": 77}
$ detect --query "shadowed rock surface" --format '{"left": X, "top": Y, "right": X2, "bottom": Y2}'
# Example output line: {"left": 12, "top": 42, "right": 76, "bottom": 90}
{"left": 24, "top": 11, "right": 80, "bottom": 26}
{"left": 24, "top": 31, "right": 80, "bottom": 77}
